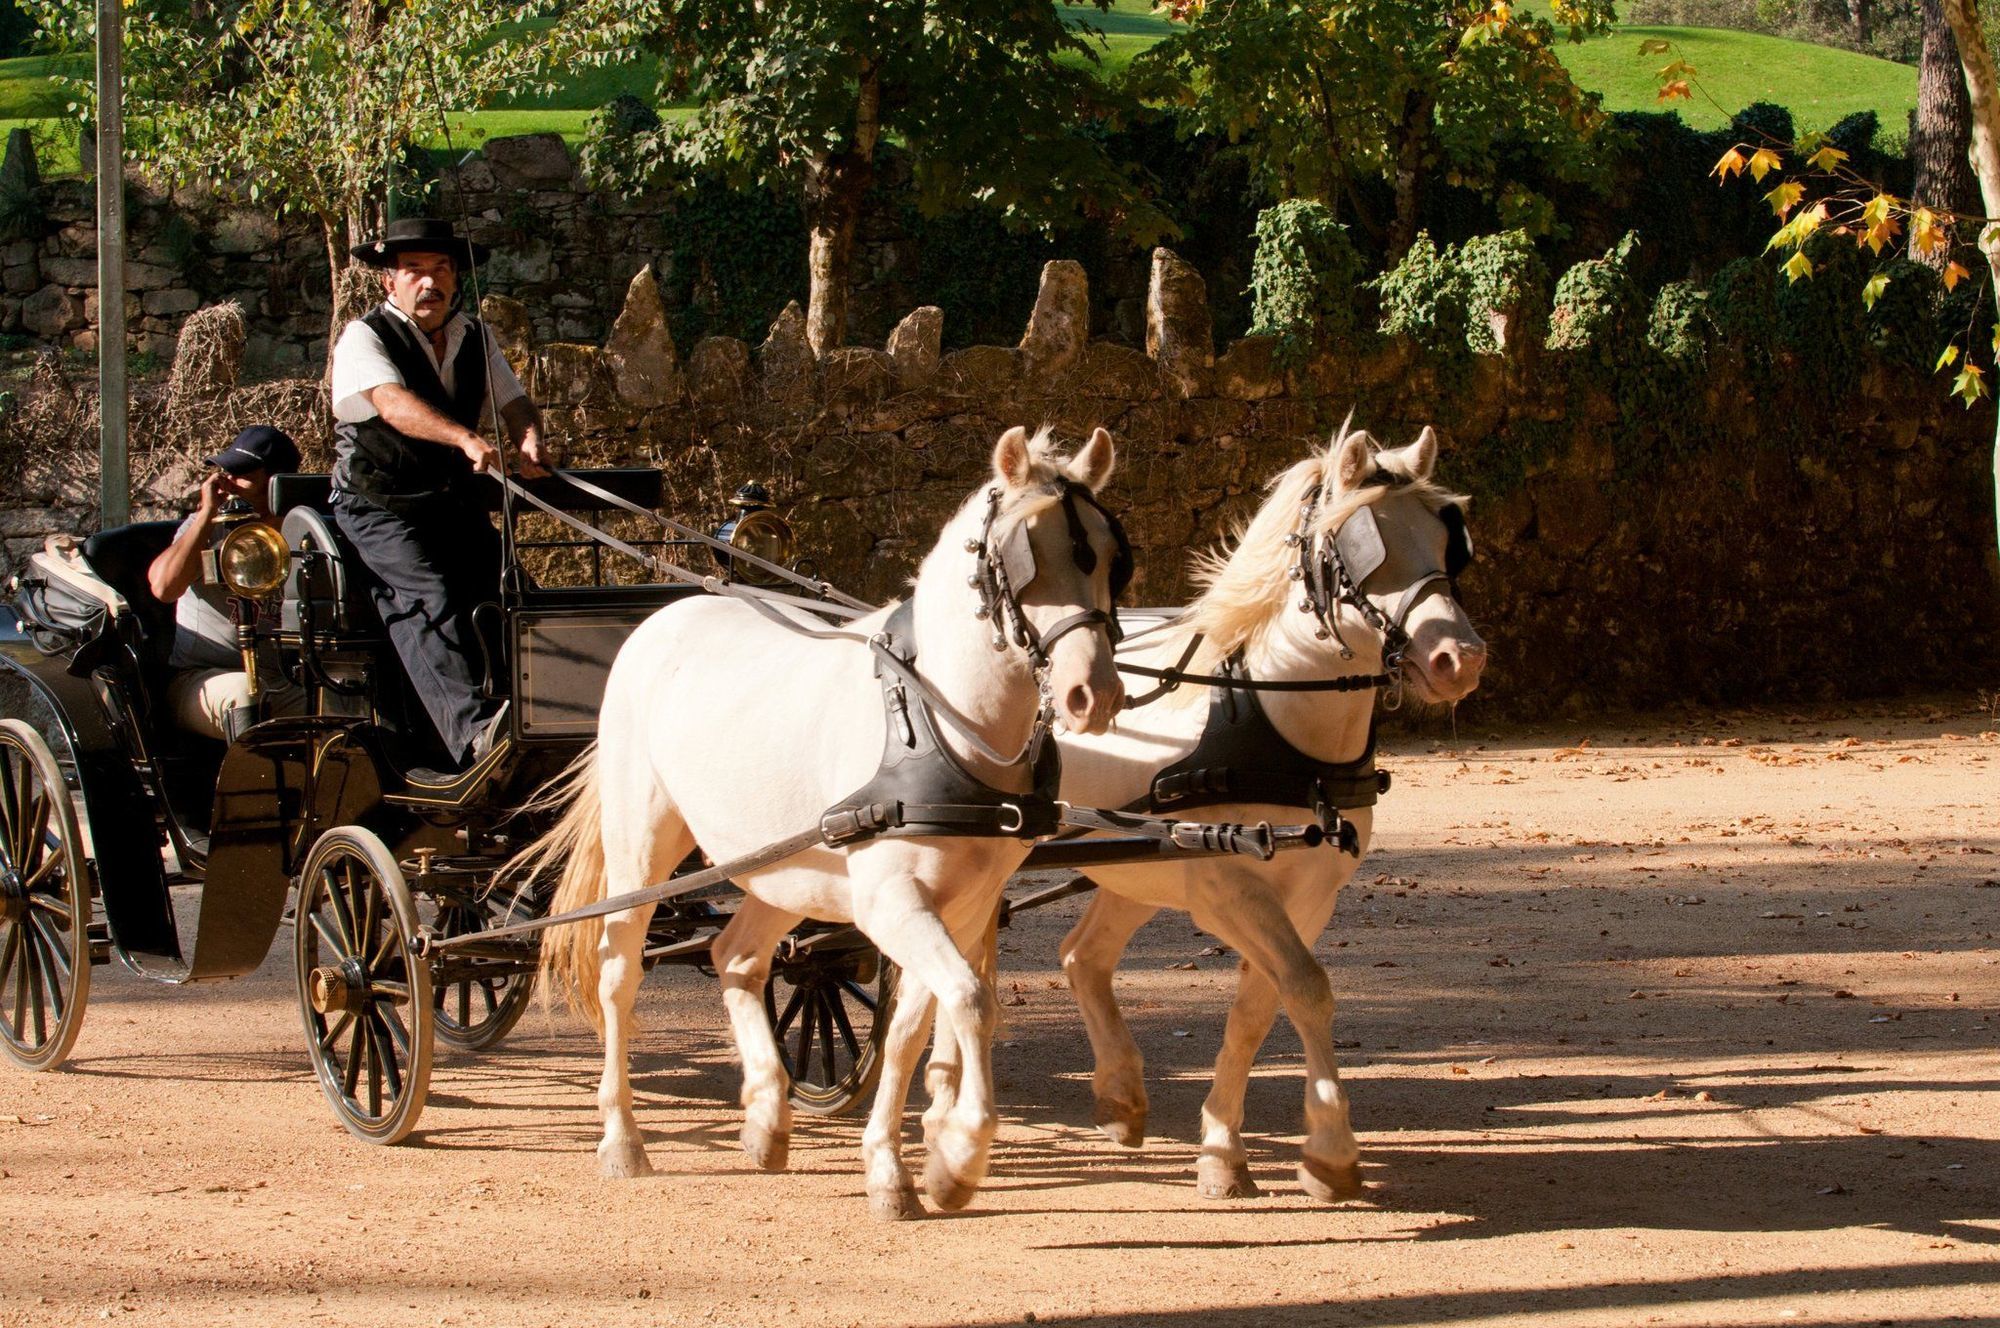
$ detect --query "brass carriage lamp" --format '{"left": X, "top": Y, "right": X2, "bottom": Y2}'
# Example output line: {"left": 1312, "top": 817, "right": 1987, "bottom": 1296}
{"left": 203, "top": 511, "right": 291, "bottom": 699}
{"left": 712, "top": 482, "right": 795, "bottom": 586}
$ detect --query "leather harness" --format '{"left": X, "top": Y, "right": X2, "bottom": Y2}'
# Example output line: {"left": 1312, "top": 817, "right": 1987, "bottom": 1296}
{"left": 819, "top": 602, "right": 1063, "bottom": 847}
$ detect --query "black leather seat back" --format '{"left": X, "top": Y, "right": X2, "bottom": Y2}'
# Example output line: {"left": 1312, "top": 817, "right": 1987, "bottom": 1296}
{"left": 282, "top": 505, "right": 381, "bottom": 635}
{"left": 81, "top": 521, "right": 181, "bottom": 672}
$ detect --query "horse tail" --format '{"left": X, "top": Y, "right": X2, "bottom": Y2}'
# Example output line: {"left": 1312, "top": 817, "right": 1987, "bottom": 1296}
{"left": 514, "top": 743, "right": 610, "bottom": 1032}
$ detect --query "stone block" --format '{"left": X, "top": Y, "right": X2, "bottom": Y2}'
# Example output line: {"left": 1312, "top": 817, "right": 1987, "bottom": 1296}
{"left": 2, "top": 239, "right": 35, "bottom": 267}
{"left": 1018, "top": 259, "right": 1089, "bottom": 382}
{"left": 0, "top": 296, "right": 17, "bottom": 332}
{"left": 211, "top": 208, "right": 281, "bottom": 255}
{"left": 481, "top": 294, "right": 535, "bottom": 382}
{"left": 821, "top": 347, "right": 896, "bottom": 415}
{"left": 1145, "top": 247, "right": 1213, "bottom": 398}
{"left": 4, "top": 263, "right": 38, "bottom": 295}
{"left": 885, "top": 306, "right": 942, "bottom": 387}
{"left": 142, "top": 287, "right": 201, "bottom": 318}
{"left": 1061, "top": 340, "right": 1161, "bottom": 401}
{"left": 532, "top": 342, "right": 608, "bottom": 406}
{"left": 485, "top": 237, "right": 554, "bottom": 287}
{"left": 688, "top": 336, "right": 752, "bottom": 407}
{"left": 21, "top": 283, "right": 83, "bottom": 337}
{"left": 604, "top": 264, "right": 682, "bottom": 408}
{"left": 40, "top": 256, "right": 96, "bottom": 288}
{"left": 483, "top": 134, "right": 574, "bottom": 189}
{"left": 55, "top": 223, "right": 93, "bottom": 258}
{"left": 1213, "top": 336, "right": 1284, "bottom": 400}
{"left": 759, "top": 301, "right": 816, "bottom": 404}
{"left": 937, "top": 345, "right": 1018, "bottom": 397}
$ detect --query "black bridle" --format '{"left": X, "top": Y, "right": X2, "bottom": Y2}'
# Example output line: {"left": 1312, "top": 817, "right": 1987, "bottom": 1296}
{"left": 969, "top": 479, "right": 1132, "bottom": 672}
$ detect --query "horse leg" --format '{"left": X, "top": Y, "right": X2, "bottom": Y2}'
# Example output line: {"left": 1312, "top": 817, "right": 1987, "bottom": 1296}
{"left": 1197, "top": 890, "right": 1362, "bottom": 1202}
{"left": 861, "top": 973, "right": 937, "bottom": 1220}
{"left": 1059, "top": 889, "right": 1157, "bottom": 1148}
{"left": 857, "top": 881, "right": 999, "bottom": 1212}
{"left": 922, "top": 903, "right": 999, "bottom": 1150}
{"left": 712, "top": 895, "right": 806, "bottom": 1173}
{"left": 594, "top": 793, "right": 694, "bottom": 1179}
{"left": 1192, "top": 959, "right": 1280, "bottom": 1199}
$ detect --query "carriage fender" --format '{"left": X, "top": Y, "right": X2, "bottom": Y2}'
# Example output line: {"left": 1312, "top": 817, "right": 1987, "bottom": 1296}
{"left": 0, "top": 605, "right": 182, "bottom": 966}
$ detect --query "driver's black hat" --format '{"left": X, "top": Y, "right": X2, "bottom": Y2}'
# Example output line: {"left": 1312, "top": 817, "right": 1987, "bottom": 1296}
{"left": 350, "top": 217, "right": 489, "bottom": 270}
{"left": 205, "top": 425, "right": 300, "bottom": 477}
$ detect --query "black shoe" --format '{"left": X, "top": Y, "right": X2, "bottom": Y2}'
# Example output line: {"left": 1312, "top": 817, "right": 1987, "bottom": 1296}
{"left": 469, "top": 702, "right": 512, "bottom": 764}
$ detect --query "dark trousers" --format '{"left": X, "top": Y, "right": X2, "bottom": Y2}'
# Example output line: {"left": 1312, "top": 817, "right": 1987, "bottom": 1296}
{"left": 334, "top": 493, "right": 501, "bottom": 763}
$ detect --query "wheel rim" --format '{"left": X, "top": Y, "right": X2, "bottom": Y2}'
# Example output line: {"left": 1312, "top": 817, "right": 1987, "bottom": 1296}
{"left": 426, "top": 886, "right": 537, "bottom": 1052}
{"left": 0, "top": 721, "right": 90, "bottom": 1071}
{"left": 295, "top": 831, "right": 430, "bottom": 1143}
{"left": 769, "top": 944, "right": 896, "bottom": 1116}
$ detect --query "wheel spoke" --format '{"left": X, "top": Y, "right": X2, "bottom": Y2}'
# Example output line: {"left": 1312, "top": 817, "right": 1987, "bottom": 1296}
{"left": 309, "top": 909, "right": 346, "bottom": 962}
{"left": 357, "top": 861, "right": 381, "bottom": 960}
{"left": 363, "top": 1016, "right": 383, "bottom": 1117}
{"left": 9, "top": 754, "right": 34, "bottom": 867}
{"left": 25, "top": 873, "right": 70, "bottom": 923}
{"left": 319, "top": 866, "right": 356, "bottom": 954}
{"left": 772, "top": 982, "right": 806, "bottom": 1041}
{"left": 27, "top": 910, "right": 71, "bottom": 990}
{"left": 455, "top": 979, "right": 470, "bottom": 1027}
{"left": 477, "top": 978, "right": 498, "bottom": 1016}
{"left": 317, "top": 1011, "right": 354, "bottom": 1054}
{"left": 340, "top": 1012, "right": 364, "bottom": 1098}
{"left": 11, "top": 922, "right": 29, "bottom": 1040}
{"left": 838, "top": 978, "right": 877, "bottom": 1013}
{"left": 816, "top": 991, "right": 839, "bottom": 1084}
{"left": 20, "top": 791, "right": 49, "bottom": 878}
{"left": 24, "top": 922, "right": 46, "bottom": 1044}
{"left": 375, "top": 1000, "right": 412, "bottom": 1055}
{"left": 0, "top": 921, "right": 21, "bottom": 1026}
{"left": 0, "top": 748, "right": 20, "bottom": 866}
{"left": 371, "top": 1009, "right": 402, "bottom": 1099}
{"left": 828, "top": 985, "right": 860, "bottom": 1059}
{"left": 793, "top": 989, "right": 818, "bottom": 1082}
{"left": 370, "top": 980, "right": 410, "bottom": 1003}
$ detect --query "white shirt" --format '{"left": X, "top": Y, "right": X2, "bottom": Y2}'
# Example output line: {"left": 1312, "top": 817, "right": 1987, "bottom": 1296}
{"left": 330, "top": 302, "right": 526, "bottom": 427}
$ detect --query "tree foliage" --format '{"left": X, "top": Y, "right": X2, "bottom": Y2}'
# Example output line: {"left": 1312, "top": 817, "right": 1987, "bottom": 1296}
{"left": 1125, "top": 0, "right": 1618, "bottom": 253}
{"left": 581, "top": 0, "right": 1172, "bottom": 353}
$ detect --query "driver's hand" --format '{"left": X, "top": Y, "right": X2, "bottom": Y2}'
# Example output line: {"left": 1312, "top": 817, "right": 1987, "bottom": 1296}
{"left": 197, "top": 470, "right": 230, "bottom": 515}
{"left": 458, "top": 433, "right": 503, "bottom": 474}
{"left": 515, "top": 432, "right": 551, "bottom": 480}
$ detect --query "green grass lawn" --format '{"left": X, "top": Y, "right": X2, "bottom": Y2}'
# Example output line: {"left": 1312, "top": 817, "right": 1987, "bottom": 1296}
{"left": 0, "top": 5, "right": 1924, "bottom": 172}
{"left": 1549, "top": 20, "right": 1918, "bottom": 133}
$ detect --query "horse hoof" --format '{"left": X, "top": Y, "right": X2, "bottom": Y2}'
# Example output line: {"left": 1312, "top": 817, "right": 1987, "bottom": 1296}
{"left": 1092, "top": 1103, "right": 1146, "bottom": 1149}
{"left": 1196, "top": 1153, "right": 1261, "bottom": 1200}
{"left": 923, "top": 1150, "right": 983, "bottom": 1213}
{"left": 740, "top": 1120, "right": 790, "bottom": 1173}
{"left": 597, "top": 1140, "right": 654, "bottom": 1180}
{"left": 869, "top": 1183, "right": 926, "bottom": 1222}
{"left": 1299, "top": 1157, "right": 1365, "bottom": 1203}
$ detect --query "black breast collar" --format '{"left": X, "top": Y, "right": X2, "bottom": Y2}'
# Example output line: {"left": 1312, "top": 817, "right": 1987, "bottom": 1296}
{"left": 1136, "top": 655, "right": 1388, "bottom": 856}
{"left": 820, "top": 602, "right": 1064, "bottom": 846}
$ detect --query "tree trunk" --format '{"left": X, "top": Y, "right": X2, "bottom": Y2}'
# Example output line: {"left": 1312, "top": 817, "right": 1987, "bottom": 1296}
{"left": 801, "top": 64, "right": 882, "bottom": 357}
{"left": 1849, "top": 0, "right": 1870, "bottom": 45}
{"left": 1386, "top": 90, "right": 1432, "bottom": 260}
{"left": 1913, "top": 0, "right": 1977, "bottom": 269}
{"left": 1938, "top": 0, "right": 2000, "bottom": 563}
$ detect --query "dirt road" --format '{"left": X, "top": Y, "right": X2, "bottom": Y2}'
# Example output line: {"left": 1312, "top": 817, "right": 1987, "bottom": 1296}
{"left": 5, "top": 698, "right": 1996, "bottom": 1328}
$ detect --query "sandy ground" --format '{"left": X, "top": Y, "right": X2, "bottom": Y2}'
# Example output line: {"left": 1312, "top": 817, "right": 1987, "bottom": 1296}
{"left": 3, "top": 696, "right": 1997, "bottom": 1328}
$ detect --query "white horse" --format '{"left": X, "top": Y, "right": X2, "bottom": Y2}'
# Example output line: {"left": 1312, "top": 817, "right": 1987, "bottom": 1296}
{"left": 531, "top": 426, "right": 1125, "bottom": 1219}
{"left": 928, "top": 422, "right": 1485, "bottom": 1201}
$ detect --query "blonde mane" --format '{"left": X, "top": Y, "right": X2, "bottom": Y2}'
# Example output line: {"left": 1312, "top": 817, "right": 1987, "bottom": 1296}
{"left": 1172, "top": 423, "right": 1463, "bottom": 693}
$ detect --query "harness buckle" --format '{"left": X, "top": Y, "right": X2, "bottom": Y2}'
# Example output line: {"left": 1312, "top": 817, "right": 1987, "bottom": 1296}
{"left": 995, "top": 802, "right": 1025, "bottom": 835}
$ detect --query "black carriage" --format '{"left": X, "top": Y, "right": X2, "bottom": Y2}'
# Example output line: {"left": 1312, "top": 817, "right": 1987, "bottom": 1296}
{"left": 0, "top": 468, "right": 892, "bottom": 1140}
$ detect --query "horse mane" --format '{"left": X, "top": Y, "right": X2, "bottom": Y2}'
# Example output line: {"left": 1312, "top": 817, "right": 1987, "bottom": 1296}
{"left": 1172, "top": 419, "right": 1463, "bottom": 690}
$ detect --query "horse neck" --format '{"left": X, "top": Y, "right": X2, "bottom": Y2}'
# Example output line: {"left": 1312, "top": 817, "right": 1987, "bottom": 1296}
{"left": 910, "top": 496, "right": 1041, "bottom": 785}
{"left": 1239, "top": 599, "right": 1379, "bottom": 764}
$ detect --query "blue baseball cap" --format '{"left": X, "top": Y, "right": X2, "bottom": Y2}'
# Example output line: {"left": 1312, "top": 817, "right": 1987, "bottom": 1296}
{"left": 205, "top": 425, "right": 300, "bottom": 476}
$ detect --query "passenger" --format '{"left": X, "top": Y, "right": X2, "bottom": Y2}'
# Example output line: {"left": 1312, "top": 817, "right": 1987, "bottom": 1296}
{"left": 327, "top": 217, "right": 549, "bottom": 773}
{"left": 145, "top": 425, "right": 305, "bottom": 743}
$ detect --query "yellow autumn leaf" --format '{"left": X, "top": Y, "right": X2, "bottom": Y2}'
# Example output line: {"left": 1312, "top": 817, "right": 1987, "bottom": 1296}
{"left": 1862, "top": 272, "right": 1889, "bottom": 310}
{"left": 1860, "top": 193, "right": 1894, "bottom": 227}
{"left": 1936, "top": 343, "right": 1961, "bottom": 372}
{"left": 1944, "top": 261, "right": 1971, "bottom": 290}
{"left": 1952, "top": 361, "right": 1987, "bottom": 406}
{"left": 1747, "top": 148, "right": 1782, "bottom": 183}
{"left": 1657, "top": 80, "right": 1692, "bottom": 102}
{"left": 1807, "top": 144, "right": 1849, "bottom": 172}
{"left": 1782, "top": 251, "right": 1814, "bottom": 283}
{"left": 1765, "top": 180, "right": 1805, "bottom": 217}
{"left": 1713, "top": 148, "right": 1747, "bottom": 182}
{"left": 1911, "top": 206, "right": 1948, "bottom": 256}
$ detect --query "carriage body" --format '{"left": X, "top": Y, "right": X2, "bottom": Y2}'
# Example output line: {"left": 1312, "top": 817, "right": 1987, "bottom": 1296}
{"left": 0, "top": 468, "right": 798, "bottom": 1093}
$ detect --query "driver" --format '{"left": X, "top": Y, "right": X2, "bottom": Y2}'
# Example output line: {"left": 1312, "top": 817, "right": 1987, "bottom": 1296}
{"left": 145, "top": 425, "right": 305, "bottom": 742}
{"left": 328, "top": 218, "right": 549, "bottom": 773}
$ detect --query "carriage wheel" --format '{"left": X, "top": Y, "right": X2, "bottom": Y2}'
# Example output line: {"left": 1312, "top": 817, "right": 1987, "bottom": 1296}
{"left": 0, "top": 719, "right": 90, "bottom": 1071}
{"left": 769, "top": 938, "right": 897, "bottom": 1116}
{"left": 295, "top": 826, "right": 433, "bottom": 1144}
{"left": 426, "top": 885, "right": 537, "bottom": 1054}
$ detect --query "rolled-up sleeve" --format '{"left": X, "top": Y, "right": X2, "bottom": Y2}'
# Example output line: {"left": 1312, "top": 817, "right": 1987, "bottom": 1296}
{"left": 331, "top": 320, "right": 400, "bottom": 423}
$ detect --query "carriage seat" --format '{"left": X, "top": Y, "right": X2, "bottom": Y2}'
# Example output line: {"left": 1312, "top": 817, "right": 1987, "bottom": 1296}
{"left": 80, "top": 521, "right": 181, "bottom": 673}
{"left": 271, "top": 473, "right": 381, "bottom": 636}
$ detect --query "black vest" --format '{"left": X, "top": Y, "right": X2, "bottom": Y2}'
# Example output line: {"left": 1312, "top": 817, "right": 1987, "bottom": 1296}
{"left": 340, "top": 307, "right": 489, "bottom": 517}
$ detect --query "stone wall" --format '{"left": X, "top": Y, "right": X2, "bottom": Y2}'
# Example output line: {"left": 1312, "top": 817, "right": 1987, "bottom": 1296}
{"left": 5, "top": 242, "right": 1996, "bottom": 719}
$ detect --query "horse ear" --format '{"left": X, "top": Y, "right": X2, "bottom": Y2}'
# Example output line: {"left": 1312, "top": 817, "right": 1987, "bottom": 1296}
{"left": 1407, "top": 425, "right": 1438, "bottom": 480}
{"left": 1332, "top": 429, "right": 1373, "bottom": 492}
{"left": 992, "top": 426, "right": 1033, "bottom": 488}
{"left": 1068, "top": 427, "right": 1116, "bottom": 492}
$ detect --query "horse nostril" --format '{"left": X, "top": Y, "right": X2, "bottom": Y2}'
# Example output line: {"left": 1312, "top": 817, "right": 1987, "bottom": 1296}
{"left": 1066, "top": 684, "right": 1093, "bottom": 718}
{"left": 1429, "top": 648, "right": 1459, "bottom": 681}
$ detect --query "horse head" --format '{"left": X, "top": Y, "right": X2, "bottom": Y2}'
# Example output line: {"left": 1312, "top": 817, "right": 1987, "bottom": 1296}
{"left": 1313, "top": 422, "right": 1486, "bottom": 705}
{"left": 943, "top": 425, "right": 1126, "bottom": 736}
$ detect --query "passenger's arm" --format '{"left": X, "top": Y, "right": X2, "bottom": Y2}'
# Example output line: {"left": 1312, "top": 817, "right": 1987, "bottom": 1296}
{"left": 146, "top": 474, "right": 227, "bottom": 602}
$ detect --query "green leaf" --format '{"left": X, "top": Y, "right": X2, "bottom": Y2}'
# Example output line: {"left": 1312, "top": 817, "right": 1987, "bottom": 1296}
{"left": 1861, "top": 272, "right": 1888, "bottom": 311}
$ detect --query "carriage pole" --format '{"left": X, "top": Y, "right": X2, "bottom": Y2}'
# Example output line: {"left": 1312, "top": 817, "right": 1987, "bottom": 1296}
{"left": 95, "top": 0, "right": 128, "bottom": 527}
